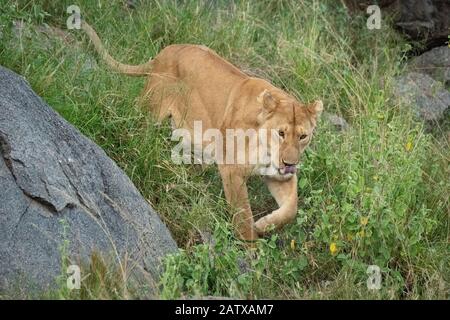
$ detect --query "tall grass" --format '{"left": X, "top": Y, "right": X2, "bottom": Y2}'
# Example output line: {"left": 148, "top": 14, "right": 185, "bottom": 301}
{"left": 0, "top": 0, "right": 448, "bottom": 299}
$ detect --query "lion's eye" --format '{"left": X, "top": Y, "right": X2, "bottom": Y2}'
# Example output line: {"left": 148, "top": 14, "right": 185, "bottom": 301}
{"left": 278, "top": 130, "right": 285, "bottom": 138}
{"left": 299, "top": 134, "right": 307, "bottom": 140}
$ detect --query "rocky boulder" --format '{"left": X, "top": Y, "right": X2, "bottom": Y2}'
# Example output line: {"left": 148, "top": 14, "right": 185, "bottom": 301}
{"left": 408, "top": 46, "right": 450, "bottom": 86}
{"left": 342, "top": 0, "right": 450, "bottom": 49}
{"left": 323, "top": 113, "right": 350, "bottom": 131}
{"left": 393, "top": 72, "right": 450, "bottom": 122}
{"left": 0, "top": 66, "right": 177, "bottom": 295}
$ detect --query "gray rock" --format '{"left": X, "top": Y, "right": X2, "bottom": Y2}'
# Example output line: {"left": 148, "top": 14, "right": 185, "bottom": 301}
{"left": 13, "top": 20, "right": 76, "bottom": 46}
{"left": 0, "top": 66, "right": 177, "bottom": 295}
{"left": 324, "top": 113, "right": 349, "bottom": 131}
{"left": 395, "top": 0, "right": 449, "bottom": 46}
{"left": 11, "top": 21, "right": 97, "bottom": 73}
{"left": 408, "top": 46, "right": 450, "bottom": 86}
{"left": 342, "top": 0, "right": 450, "bottom": 48}
{"left": 393, "top": 72, "right": 450, "bottom": 122}
{"left": 125, "top": 0, "right": 140, "bottom": 9}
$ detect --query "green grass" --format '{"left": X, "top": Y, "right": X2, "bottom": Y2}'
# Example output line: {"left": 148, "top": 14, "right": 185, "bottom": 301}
{"left": 0, "top": 0, "right": 448, "bottom": 299}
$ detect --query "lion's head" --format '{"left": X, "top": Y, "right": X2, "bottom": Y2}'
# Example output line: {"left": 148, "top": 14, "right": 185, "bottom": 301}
{"left": 256, "top": 89, "right": 323, "bottom": 180}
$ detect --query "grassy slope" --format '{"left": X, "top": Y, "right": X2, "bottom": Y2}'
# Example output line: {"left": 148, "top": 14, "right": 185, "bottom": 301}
{"left": 0, "top": 0, "right": 448, "bottom": 299}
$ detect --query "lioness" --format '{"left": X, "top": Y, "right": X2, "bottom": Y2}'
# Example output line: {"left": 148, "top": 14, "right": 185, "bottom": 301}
{"left": 81, "top": 21, "right": 323, "bottom": 241}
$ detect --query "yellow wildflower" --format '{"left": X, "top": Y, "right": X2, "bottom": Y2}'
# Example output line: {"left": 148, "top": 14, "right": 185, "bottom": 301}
{"left": 360, "top": 216, "right": 369, "bottom": 226}
{"left": 290, "top": 239, "right": 296, "bottom": 250}
{"left": 329, "top": 242, "right": 338, "bottom": 255}
{"left": 405, "top": 141, "right": 413, "bottom": 152}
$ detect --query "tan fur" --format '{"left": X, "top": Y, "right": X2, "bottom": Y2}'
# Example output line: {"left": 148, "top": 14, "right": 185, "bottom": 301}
{"left": 81, "top": 21, "right": 323, "bottom": 241}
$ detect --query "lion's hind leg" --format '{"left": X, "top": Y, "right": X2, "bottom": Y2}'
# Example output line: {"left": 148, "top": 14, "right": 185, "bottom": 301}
{"left": 140, "top": 74, "right": 182, "bottom": 125}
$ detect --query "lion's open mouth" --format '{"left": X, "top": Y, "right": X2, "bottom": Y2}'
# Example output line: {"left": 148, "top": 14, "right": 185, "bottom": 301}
{"left": 278, "top": 165, "right": 297, "bottom": 175}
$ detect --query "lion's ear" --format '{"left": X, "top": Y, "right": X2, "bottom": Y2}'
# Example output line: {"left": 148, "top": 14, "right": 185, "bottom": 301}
{"left": 257, "top": 89, "right": 277, "bottom": 112}
{"left": 308, "top": 100, "right": 323, "bottom": 117}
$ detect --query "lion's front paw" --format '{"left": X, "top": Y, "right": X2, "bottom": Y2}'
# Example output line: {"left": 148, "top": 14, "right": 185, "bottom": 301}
{"left": 254, "top": 217, "right": 273, "bottom": 235}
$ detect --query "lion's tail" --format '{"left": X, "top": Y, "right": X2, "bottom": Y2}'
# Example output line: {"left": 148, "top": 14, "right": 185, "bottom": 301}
{"left": 81, "top": 20, "right": 153, "bottom": 76}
